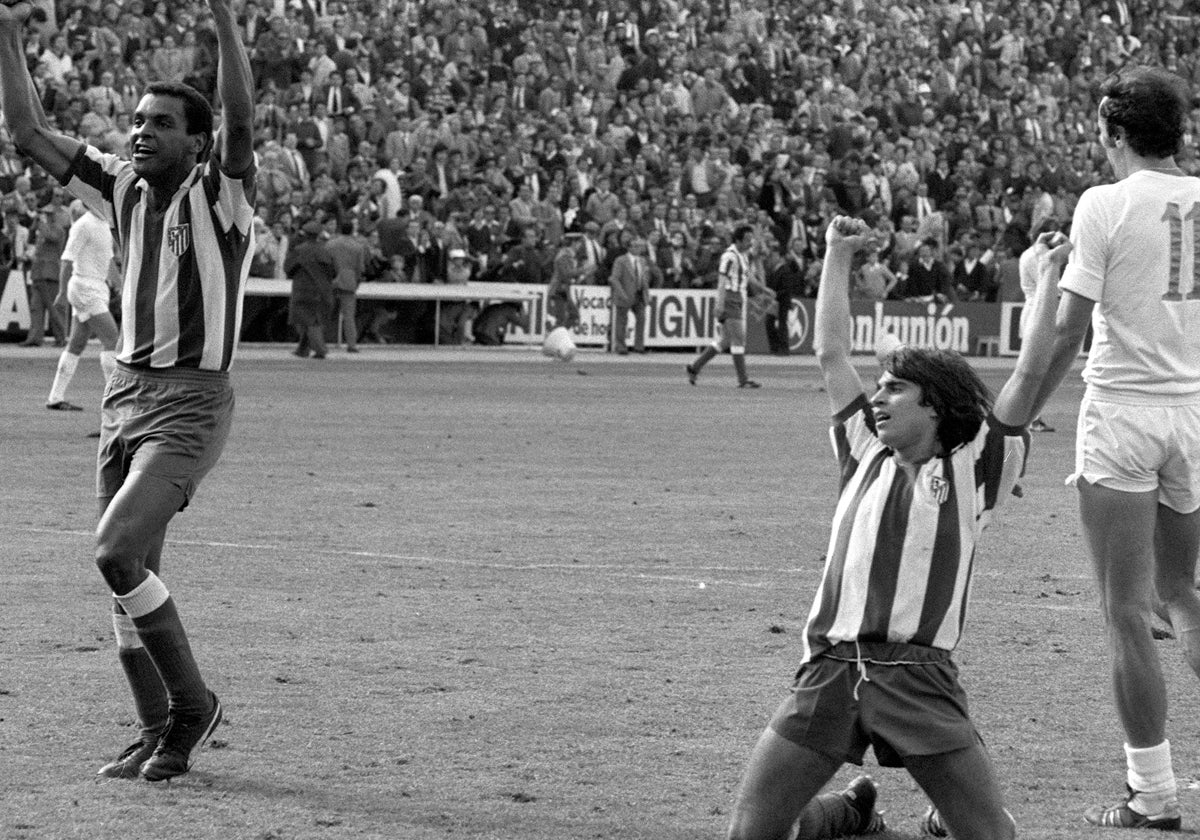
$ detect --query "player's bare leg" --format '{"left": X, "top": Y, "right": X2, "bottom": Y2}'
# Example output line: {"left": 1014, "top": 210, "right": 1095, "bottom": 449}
{"left": 97, "top": 519, "right": 170, "bottom": 779}
{"left": 1155, "top": 504, "right": 1200, "bottom": 673}
{"left": 728, "top": 729, "right": 879, "bottom": 840}
{"left": 96, "top": 472, "right": 220, "bottom": 781}
{"left": 906, "top": 744, "right": 1015, "bottom": 840}
{"left": 1079, "top": 481, "right": 1180, "bottom": 828}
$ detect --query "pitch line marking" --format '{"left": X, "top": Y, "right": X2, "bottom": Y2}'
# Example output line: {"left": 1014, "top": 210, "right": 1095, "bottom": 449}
{"left": 21, "top": 526, "right": 1094, "bottom": 582}
{"left": 19, "top": 527, "right": 1097, "bottom": 609}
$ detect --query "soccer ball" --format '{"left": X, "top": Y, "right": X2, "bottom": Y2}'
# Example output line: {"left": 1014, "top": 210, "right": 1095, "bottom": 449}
{"left": 542, "top": 326, "right": 577, "bottom": 362}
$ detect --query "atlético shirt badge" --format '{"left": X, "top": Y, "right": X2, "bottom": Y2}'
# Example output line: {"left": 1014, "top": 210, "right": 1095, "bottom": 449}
{"left": 167, "top": 223, "right": 191, "bottom": 257}
{"left": 928, "top": 473, "right": 949, "bottom": 505}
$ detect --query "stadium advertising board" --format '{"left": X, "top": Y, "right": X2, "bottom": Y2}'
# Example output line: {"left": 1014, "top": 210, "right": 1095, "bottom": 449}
{"left": 507, "top": 285, "right": 1005, "bottom": 355}
{"left": 30, "top": 277, "right": 1026, "bottom": 356}
{"left": 529, "top": 285, "right": 722, "bottom": 348}
{"left": 0, "top": 269, "right": 30, "bottom": 339}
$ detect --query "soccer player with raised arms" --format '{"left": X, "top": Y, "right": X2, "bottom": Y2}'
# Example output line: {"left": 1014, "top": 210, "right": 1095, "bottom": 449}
{"left": 725, "top": 216, "right": 1070, "bottom": 840}
{"left": 0, "top": 0, "right": 254, "bottom": 781}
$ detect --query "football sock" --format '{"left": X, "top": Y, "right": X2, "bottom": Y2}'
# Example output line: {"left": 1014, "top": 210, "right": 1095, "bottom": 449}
{"left": 692, "top": 345, "right": 718, "bottom": 372}
{"left": 115, "top": 573, "right": 210, "bottom": 718}
{"left": 791, "top": 791, "right": 866, "bottom": 840}
{"left": 1125, "top": 741, "right": 1177, "bottom": 815}
{"left": 112, "top": 610, "right": 168, "bottom": 739}
{"left": 732, "top": 352, "right": 749, "bottom": 383}
{"left": 99, "top": 350, "right": 117, "bottom": 383}
{"left": 48, "top": 350, "right": 80, "bottom": 404}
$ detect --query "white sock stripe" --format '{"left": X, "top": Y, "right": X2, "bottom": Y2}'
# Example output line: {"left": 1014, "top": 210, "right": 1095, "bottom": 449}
{"left": 111, "top": 612, "right": 142, "bottom": 648}
{"left": 113, "top": 572, "right": 170, "bottom": 619}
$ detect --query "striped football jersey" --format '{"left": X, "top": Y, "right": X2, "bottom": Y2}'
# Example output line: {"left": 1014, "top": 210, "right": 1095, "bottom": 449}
{"left": 61, "top": 145, "right": 256, "bottom": 371}
{"left": 801, "top": 394, "right": 1029, "bottom": 662}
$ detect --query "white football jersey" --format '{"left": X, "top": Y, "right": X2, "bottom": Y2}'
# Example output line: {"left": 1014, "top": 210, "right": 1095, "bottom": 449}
{"left": 1060, "top": 170, "right": 1200, "bottom": 400}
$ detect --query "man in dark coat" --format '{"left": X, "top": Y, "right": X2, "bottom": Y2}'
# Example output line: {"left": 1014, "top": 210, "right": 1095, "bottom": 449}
{"left": 285, "top": 221, "right": 335, "bottom": 358}
{"left": 765, "top": 236, "right": 809, "bottom": 355}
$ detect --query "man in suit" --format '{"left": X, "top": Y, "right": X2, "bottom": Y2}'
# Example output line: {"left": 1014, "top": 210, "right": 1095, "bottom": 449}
{"left": 279, "top": 131, "right": 310, "bottom": 188}
{"left": 952, "top": 241, "right": 997, "bottom": 301}
{"left": 321, "top": 70, "right": 357, "bottom": 119}
{"left": 286, "top": 68, "right": 319, "bottom": 109}
{"left": 580, "top": 219, "right": 606, "bottom": 282}
{"left": 609, "top": 235, "right": 651, "bottom": 354}
{"left": 292, "top": 101, "right": 326, "bottom": 176}
{"left": 925, "top": 156, "right": 957, "bottom": 209}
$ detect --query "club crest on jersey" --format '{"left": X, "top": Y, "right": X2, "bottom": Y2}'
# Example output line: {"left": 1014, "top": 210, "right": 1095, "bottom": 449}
{"left": 929, "top": 475, "right": 949, "bottom": 505}
{"left": 167, "top": 224, "right": 191, "bottom": 257}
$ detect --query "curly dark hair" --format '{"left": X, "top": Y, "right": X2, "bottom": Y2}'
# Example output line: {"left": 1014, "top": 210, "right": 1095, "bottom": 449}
{"left": 882, "top": 346, "right": 993, "bottom": 454}
{"left": 1098, "top": 66, "right": 1189, "bottom": 160}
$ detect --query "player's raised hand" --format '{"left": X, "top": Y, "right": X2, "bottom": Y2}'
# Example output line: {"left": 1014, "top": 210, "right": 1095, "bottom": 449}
{"left": 1034, "top": 230, "right": 1072, "bottom": 266}
{"left": 825, "top": 215, "right": 872, "bottom": 252}
{"left": 0, "top": 1, "right": 34, "bottom": 26}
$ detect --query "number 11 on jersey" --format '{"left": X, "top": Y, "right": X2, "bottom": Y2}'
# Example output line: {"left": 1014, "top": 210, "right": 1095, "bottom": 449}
{"left": 1164, "top": 201, "right": 1200, "bottom": 301}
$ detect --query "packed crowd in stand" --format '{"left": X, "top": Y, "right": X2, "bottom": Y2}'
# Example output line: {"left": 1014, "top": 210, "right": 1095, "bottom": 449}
{"left": 6, "top": 0, "right": 1200, "bottom": 345}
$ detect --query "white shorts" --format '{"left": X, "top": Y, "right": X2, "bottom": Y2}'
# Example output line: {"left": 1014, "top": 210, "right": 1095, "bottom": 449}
{"left": 67, "top": 276, "right": 110, "bottom": 322}
{"left": 1068, "top": 393, "right": 1200, "bottom": 513}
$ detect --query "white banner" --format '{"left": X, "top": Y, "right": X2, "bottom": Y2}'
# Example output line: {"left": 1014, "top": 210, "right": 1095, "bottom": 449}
{"left": 503, "top": 284, "right": 720, "bottom": 349}
{"left": 0, "top": 268, "right": 29, "bottom": 332}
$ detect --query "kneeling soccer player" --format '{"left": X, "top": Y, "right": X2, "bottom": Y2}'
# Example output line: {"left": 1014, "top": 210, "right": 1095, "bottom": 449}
{"left": 725, "top": 216, "right": 1070, "bottom": 840}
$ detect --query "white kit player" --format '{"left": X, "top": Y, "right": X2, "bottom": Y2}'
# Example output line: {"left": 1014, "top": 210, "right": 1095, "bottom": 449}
{"left": 46, "top": 199, "right": 118, "bottom": 411}
{"left": 1030, "top": 66, "right": 1200, "bottom": 831}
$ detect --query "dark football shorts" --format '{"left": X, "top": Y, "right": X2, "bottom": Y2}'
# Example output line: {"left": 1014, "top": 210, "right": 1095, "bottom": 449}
{"left": 97, "top": 363, "right": 234, "bottom": 510}
{"left": 768, "top": 641, "right": 980, "bottom": 767}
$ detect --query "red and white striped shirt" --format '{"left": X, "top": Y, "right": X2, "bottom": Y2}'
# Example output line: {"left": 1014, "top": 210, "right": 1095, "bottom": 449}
{"left": 718, "top": 243, "right": 751, "bottom": 299}
{"left": 61, "top": 146, "right": 256, "bottom": 371}
{"left": 801, "top": 395, "right": 1029, "bottom": 662}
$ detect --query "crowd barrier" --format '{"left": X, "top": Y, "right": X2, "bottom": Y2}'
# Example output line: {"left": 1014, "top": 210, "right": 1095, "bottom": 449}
{"left": 2, "top": 269, "right": 1033, "bottom": 356}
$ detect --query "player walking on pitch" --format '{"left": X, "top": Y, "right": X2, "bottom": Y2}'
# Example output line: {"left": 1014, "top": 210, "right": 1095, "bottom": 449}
{"left": 687, "top": 224, "right": 766, "bottom": 388}
{"left": 0, "top": 0, "right": 255, "bottom": 781}
{"left": 725, "top": 216, "right": 1070, "bottom": 840}
{"left": 1030, "top": 66, "right": 1200, "bottom": 831}
{"left": 44, "top": 200, "right": 118, "bottom": 411}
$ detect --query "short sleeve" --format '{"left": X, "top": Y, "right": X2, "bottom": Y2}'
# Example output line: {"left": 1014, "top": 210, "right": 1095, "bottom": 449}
{"left": 1059, "top": 186, "right": 1108, "bottom": 302}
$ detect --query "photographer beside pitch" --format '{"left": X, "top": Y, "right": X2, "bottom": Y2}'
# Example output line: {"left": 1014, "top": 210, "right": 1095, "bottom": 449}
{"left": 0, "top": 0, "right": 254, "bottom": 781}
{"left": 725, "top": 216, "right": 1070, "bottom": 840}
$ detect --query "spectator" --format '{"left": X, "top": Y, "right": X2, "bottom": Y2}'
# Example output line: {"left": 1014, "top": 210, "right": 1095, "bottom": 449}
{"left": 1, "top": 0, "right": 1193, "bottom": 354}
{"left": 608, "top": 234, "right": 650, "bottom": 355}
{"left": 764, "top": 235, "right": 808, "bottom": 355}
{"left": 285, "top": 220, "right": 335, "bottom": 360}
{"left": 499, "top": 225, "right": 546, "bottom": 285}
{"left": 325, "top": 219, "right": 372, "bottom": 353}
{"left": 655, "top": 229, "right": 696, "bottom": 290}
{"left": 20, "top": 195, "right": 68, "bottom": 347}
{"left": 855, "top": 245, "right": 900, "bottom": 302}
{"left": 903, "top": 239, "right": 953, "bottom": 301}
{"left": 952, "top": 240, "right": 998, "bottom": 302}
{"left": 546, "top": 236, "right": 584, "bottom": 332}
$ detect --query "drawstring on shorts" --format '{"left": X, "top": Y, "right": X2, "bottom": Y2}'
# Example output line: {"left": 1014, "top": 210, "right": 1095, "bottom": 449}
{"left": 852, "top": 639, "right": 872, "bottom": 700}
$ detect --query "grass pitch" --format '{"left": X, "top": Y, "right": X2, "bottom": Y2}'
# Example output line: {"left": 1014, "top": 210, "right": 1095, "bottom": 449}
{"left": 4, "top": 345, "right": 1200, "bottom": 840}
